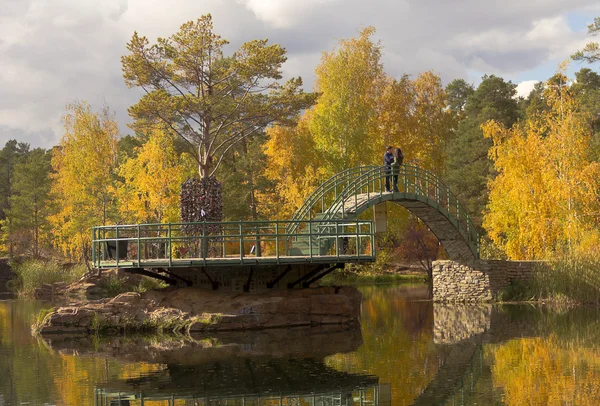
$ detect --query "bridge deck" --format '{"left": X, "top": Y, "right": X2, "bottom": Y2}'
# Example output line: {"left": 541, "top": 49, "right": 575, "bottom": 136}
{"left": 97, "top": 254, "right": 375, "bottom": 269}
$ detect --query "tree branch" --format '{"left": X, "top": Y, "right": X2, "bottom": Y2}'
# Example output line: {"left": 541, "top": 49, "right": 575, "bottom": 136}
{"left": 209, "top": 125, "right": 264, "bottom": 177}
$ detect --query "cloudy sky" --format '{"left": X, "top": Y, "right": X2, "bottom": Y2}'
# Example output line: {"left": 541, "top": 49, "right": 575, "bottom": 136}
{"left": 1, "top": 0, "right": 599, "bottom": 148}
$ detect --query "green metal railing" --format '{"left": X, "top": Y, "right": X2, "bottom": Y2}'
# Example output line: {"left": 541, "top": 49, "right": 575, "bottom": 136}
{"left": 286, "top": 166, "right": 378, "bottom": 235}
{"left": 92, "top": 219, "right": 375, "bottom": 269}
{"left": 291, "top": 165, "right": 479, "bottom": 258}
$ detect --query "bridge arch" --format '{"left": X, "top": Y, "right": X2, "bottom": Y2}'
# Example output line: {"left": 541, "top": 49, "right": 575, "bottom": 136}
{"left": 289, "top": 165, "right": 479, "bottom": 261}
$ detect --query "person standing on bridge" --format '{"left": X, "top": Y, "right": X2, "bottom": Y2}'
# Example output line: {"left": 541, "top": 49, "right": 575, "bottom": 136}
{"left": 392, "top": 147, "right": 404, "bottom": 192}
{"left": 383, "top": 145, "right": 395, "bottom": 192}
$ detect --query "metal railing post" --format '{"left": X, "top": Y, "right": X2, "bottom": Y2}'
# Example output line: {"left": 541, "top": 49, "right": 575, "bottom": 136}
{"left": 336, "top": 222, "right": 340, "bottom": 259}
{"left": 239, "top": 221, "right": 244, "bottom": 264}
{"left": 309, "top": 220, "right": 313, "bottom": 259}
{"left": 137, "top": 224, "right": 141, "bottom": 267}
{"left": 168, "top": 223, "right": 172, "bottom": 267}
{"left": 202, "top": 222, "right": 207, "bottom": 264}
{"left": 371, "top": 222, "right": 375, "bottom": 257}
{"left": 356, "top": 219, "right": 360, "bottom": 256}
{"left": 275, "top": 221, "right": 280, "bottom": 262}
{"left": 456, "top": 200, "right": 460, "bottom": 225}
{"left": 91, "top": 228, "right": 95, "bottom": 268}
{"left": 115, "top": 226, "right": 120, "bottom": 268}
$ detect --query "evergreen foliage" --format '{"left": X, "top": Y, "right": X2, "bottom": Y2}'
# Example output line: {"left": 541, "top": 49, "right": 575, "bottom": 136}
{"left": 444, "top": 75, "right": 521, "bottom": 229}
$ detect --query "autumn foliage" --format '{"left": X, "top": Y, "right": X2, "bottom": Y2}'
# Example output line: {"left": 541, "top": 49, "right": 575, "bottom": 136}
{"left": 49, "top": 102, "right": 119, "bottom": 260}
{"left": 482, "top": 72, "right": 600, "bottom": 260}
{"left": 2, "top": 17, "right": 600, "bottom": 268}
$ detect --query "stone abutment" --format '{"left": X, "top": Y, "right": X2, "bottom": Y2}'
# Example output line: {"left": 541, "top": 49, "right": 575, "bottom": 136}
{"left": 432, "top": 260, "right": 540, "bottom": 302}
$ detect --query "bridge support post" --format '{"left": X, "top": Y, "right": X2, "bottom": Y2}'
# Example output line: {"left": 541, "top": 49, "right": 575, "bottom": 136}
{"left": 373, "top": 203, "right": 387, "bottom": 233}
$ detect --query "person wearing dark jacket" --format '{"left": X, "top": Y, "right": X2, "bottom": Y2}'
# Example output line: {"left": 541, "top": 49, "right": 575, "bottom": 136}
{"left": 392, "top": 148, "right": 404, "bottom": 192}
{"left": 383, "top": 146, "right": 395, "bottom": 192}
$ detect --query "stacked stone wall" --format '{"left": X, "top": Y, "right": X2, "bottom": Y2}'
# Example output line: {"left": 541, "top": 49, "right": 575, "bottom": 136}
{"left": 505, "top": 260, "right": 542, "bottom": 283}
{"left": 433, "top": 260, "right": 544, "bottom": 302}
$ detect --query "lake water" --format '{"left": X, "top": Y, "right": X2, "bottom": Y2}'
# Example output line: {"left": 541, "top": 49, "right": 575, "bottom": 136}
{"left": 2, "top": 285, "right": 600, "bottom": 405}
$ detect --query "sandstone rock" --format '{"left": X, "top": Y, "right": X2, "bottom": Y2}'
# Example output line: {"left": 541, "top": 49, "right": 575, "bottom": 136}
{"left": 36, "top": 286, "right": 362, "bottom": 336}
{"left": 110, "top": 292, "right": 142, "bottom": 304}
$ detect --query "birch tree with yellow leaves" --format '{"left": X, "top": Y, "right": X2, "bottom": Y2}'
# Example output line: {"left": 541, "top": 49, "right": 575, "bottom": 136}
{"left": 118, "top": 130, "right": 195, "bottom": 224}
{"left": 262, "top": 114, "right": 324, "bottom": 219}
{"left": 383, "top": 71, "right": 453, "bottom": 174}
{"left": 49, "top": 102, "right": 119, "bottom": 260}
{"left": 263, "top": 28, "right": 452, "bottom": 223}
{"left": 309, "top": 26, "right": 385, "bottom": 174}
{"left": 483, "top": 73, "right": 600, "bottom": 259}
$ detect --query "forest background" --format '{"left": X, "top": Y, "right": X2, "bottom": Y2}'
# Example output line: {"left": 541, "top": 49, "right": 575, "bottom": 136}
{"left": 2, "top": 16, "right": 600, "bottom": 272}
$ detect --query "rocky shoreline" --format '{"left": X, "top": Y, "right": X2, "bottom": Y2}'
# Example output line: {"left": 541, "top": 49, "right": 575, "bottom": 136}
{"left": 35, "top": 285, "right": 362, "bottom": 335}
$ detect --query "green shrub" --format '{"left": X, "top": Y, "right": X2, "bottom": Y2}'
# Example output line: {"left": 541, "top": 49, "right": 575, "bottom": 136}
{"left": 96, "top": 274, "right": 168, "bottom": 297}
{"left": 134, "top": 277, "right": 169, "bottom": 293}
{"left": 497, "top": 279, "right": 536, "bottom": 302}
{"left": 98, "top": 275, "right": 128, "bottom": 297}
{"left": 11, "top": 259, "right": 86, "bottom": 296}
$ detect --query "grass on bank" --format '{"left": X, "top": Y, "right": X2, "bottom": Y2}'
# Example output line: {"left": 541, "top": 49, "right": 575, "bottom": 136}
{"left": 499, "top": 256, "right": 600, "bottom": 305}
{"left": 11, "top": 258, "right": 168, "bottom": 297}
{"left": 11, "top": 259, "right": 87, "bottom": 296}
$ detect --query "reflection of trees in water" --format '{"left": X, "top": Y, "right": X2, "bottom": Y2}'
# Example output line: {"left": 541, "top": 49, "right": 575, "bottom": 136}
{"left": 487, "top": 306, "right": 600, "bottom": 405}
{"left": 0, "top": 301, "right": 57, "bottom": 405}
{"left": 0, "top": 301, "right": 167, "bottom": 406}
{"left": 360, "top": 285, "right": 433, "bottom": 338}
{"left": 7, "top": 292, "right": 600, "bottom": 405}
{"left": 327, "top": 285, "right": 440, "bottom": 405}
{"left": 489, "top": 336, "right": 600, "bottom": 405}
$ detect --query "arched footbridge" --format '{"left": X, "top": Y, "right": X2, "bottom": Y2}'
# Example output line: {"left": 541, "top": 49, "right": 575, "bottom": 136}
{"left": 92, "top": 165, "right": 478, "bottom": 289}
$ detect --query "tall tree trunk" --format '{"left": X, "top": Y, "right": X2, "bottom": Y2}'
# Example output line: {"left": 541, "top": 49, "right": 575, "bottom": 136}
{"left": 241, "top": 137, "right": 259, "bottom": 221}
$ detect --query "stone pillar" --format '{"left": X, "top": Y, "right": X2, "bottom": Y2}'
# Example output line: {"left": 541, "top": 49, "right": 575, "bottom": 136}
{"left": 432, "top": 260, "right": 508, "bottom": 302}
{"left": 373, "top": 203, "right": 387, "bottom": 233}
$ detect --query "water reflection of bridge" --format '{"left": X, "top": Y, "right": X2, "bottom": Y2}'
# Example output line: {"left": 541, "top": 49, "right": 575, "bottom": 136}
{"left": 95, "top": 357, "right": 383, "bottom": 405}
{"left": 39, "top": 325, "right": 390, "bottom": 406}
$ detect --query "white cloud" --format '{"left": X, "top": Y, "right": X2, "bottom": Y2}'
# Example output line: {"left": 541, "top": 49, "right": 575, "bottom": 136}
{"left": 237, "top": 0, "right": 339, "bottom": 28}
{"left": 516, "top": 80, "right": 540, "bottom": 98}
{"left": 0, "top": 0, "right": 599, "bottom": 148}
